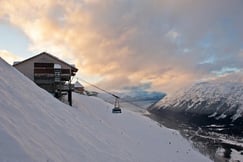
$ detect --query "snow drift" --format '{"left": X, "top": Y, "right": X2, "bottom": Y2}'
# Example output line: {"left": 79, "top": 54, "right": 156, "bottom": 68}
{"left": 0, "top": 57, "right": 211, "bottom": 162}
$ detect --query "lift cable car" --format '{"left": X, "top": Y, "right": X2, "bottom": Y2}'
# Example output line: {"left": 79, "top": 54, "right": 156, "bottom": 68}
{"left": 112, "top": 95, "right": 122, "bottom": 113}
{"left": 77, "top": 78, "right": 122, "bottom": 114}
{"left": 77, "top": 78, "right": 148, "bottom": 113}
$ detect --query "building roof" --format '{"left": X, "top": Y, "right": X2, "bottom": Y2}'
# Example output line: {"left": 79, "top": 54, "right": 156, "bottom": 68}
{"left": 13, "top": 52, "right": 78, "bottom": 72}
{"left": 74, "top": 81, "right": 84, "bottom": 88}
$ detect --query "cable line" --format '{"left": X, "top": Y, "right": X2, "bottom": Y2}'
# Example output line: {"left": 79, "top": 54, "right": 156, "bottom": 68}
{"left": 77, "top": 77, "right": 122, "bottom": 113}
{"left": 76, "top": 77, "right": 147, "bottom": 111}
{"left": 77, "top": 78, "right": 119, "bottom": 98}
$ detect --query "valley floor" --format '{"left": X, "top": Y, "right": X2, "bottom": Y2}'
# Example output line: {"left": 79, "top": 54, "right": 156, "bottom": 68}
{"left": 148, "top": 113, "right": 243, "bottom": 162}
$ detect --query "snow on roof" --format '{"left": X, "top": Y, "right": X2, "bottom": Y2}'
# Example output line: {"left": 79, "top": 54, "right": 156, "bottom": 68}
{"left": 0, "top": 57, "right": 211, "bottom": 162}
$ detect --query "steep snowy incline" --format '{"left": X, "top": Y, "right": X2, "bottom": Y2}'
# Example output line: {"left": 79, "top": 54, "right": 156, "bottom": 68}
{"left": 0, "top": 57, "right": 211, "bottom": 162}
{"left": 151, "top": 81, "right": 243, "bottom": 122}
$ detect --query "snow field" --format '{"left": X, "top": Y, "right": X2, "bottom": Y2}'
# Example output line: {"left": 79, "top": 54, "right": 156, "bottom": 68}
{"left": 0, "top": 58, "right": 211, "bottom": 162}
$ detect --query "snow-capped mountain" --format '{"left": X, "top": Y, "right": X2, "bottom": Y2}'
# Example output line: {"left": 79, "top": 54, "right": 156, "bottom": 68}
{"left": 0, "top": 57, "right": 211, "bottom": 162}
{"left": 149, "top": 81, "right": 243, "bottom": 129}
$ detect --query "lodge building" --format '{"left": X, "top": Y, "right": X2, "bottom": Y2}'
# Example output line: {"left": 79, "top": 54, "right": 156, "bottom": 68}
{"left": 13, "top": 52, "right": 78, "bottom": 106}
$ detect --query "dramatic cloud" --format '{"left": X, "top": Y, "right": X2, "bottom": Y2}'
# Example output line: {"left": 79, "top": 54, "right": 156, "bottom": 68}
{"left": 0, "top": 0, "right": 243, "bottom": 94}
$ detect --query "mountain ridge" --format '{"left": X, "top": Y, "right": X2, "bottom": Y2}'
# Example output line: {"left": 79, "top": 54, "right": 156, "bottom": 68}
{"left": 148, "top": 81, "right": 243, "bottom": 135}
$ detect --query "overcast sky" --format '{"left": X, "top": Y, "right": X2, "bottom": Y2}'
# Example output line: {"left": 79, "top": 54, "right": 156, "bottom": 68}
{"left": 0, "top": 0, "right": 243, "bottom": 94}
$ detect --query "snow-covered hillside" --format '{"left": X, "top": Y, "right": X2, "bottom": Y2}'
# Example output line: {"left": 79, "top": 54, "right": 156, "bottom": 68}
{"left": 0, "top": 57, "right": 211, "bottom": 162}
{"left": 151, "top": 81, "right": 243, "bottom": 122}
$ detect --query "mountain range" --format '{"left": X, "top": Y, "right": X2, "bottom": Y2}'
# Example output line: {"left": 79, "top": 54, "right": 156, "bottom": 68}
{"left": 149, "top": 81, "right": 243, "bottom": 135}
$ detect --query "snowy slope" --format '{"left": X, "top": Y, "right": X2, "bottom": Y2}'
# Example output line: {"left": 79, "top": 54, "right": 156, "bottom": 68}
{"left": 0, "top": 57, "right": 211, "bottom": 162}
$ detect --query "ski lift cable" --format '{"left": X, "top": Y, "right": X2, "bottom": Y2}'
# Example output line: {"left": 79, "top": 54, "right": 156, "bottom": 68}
{"left": 77, "top": 78, "right": 119, "bottom": 98}
{"left": 76, "top": 77, "right": 145, "bottom": 110}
